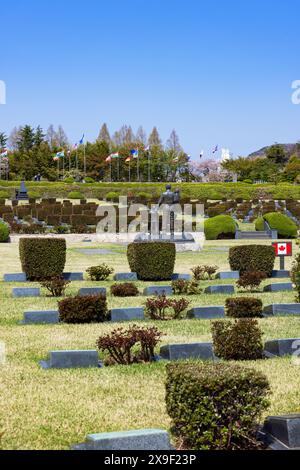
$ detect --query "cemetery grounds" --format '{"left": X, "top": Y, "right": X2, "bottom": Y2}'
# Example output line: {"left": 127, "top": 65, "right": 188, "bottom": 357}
{"left": 0, "top": 234, "right": 300, "bottom": 450}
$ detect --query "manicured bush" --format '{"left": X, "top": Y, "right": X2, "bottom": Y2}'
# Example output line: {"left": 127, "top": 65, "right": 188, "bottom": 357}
{"left": 259, "top": 212, "right": 298, "bottom": 238}
{"left": 67, "top": 191, "right": 84, "bottom": 200}
{"left": 212, "top": 319, "right": 264, "bottom": 361}
{"left": 19, "top": 238, "right": 66, "bottom": 280}
{"left": 0, "top": 191, "right": 9, "bottom": 199}
{"left": 204, "top": 215, "right": 237, "bottom": 240}
{"left": 0, "top": 221, "right": 10, "bottom": 242}
{"left": 84, "top": 177, "right": 95, "bottom": 183}
{"left": 166, "top": 361, "right": 270, "bottom": 450}
{"left": 64, "top": 177, "right": 75, "bottom": 183}
{"left": 110, "top": 283, "right": 139, "bottom": 297}
{"left": 225, "top": 297, "right": 263, "bottom": 318}
{"left": 255, "top": 216, "right": 265, "bottom": 231}
{"left": 145, "top": 295, "right": 190, "bottom": 320}
{"left": 40, "top": 276, "right": 70, "bottom": 297}
{"left": 127, "top": 242, "right": 176, "bottom": 281}
{"left": 105, "top": 191, "right": 120, "bottom": 202}
{"left": 86, "top": 264, "right": 114, "bottom": 281}
{"left": 192, "top": 265, "right": 218, "bottom": 280}
{"left": 229, "top": 245, "right": 276, "bottom": 276}
{"left": 97, "top": 325, "right": 163, "bottom": 365}
{"left": 237, "top": 271, "right": 267, "bottom": 291}
{"left": 59, "top": 294, "right": 109, "bottom": 324}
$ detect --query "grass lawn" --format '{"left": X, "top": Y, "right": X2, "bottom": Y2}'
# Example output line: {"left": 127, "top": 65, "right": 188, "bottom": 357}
{"left": 1, "top": 238, "right": 300, "bottom": 450}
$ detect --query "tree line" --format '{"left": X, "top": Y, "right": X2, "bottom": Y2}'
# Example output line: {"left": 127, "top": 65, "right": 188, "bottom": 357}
{"left": 0, "top": 124, "right": 191, "bottom": 182}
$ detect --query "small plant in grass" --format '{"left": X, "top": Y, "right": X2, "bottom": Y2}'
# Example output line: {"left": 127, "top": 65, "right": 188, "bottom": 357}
{"left": 145, "top": 295, "right": 190, "bottom": 320}
{"left": 212, "top": 319, "right": 264, "bottom": 361}
{"left": 110, "top": 283, "right": 139, "bottom": 297}
{"left": 97, "top": 325, "right": 163, "bottom": 366}
{"left": 172, "top": 279, "right": 201, "bottom": 296}
{"left": 40, "top": 276, "right": 71, "bottom": 297}
{"left": 225, "top": 297, "right": 263, "bottom": 318}
{"left": 169, "top": 298, "right": 191, "bottom": 319}
{"left": 236, "top": 271, "right": 267, "bottom": 292}
{"left": 86, "top": 264, "right": 114, "bottom": 281}
{"left": 291, "top": 252, "right": 300, "bottom": 302}
{"left": 192, "top": 265, "right": 219, "bottom": 280}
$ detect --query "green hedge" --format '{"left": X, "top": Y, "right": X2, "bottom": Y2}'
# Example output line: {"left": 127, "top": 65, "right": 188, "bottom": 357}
{"left": 67, "top": 191, "right": 84, "bottom": 200}
{"left": 204, "top": 215, "right": 237, "bottom": 240}
{"left": 229, "top": 245, "right": 276, "bottom": 276}
{"left": 19, "top": 238, "right": 66, "bottom": 280}
{"left": 127, "top": 242, "right": 176, "bottom": 281}
{"left": 58, "top": 294, "right": 109, "bottom": 324}
{"left": 0, "top": 221, "right": 10, "bottom": 242}
{"left": 166, "top": 361, "right": 270, "bottom": 450}
{"left": 256, "top": 212, "right": 298, "bottom": 238}
{"left": 255, "top": 216, "right": 265, "bottom": 231}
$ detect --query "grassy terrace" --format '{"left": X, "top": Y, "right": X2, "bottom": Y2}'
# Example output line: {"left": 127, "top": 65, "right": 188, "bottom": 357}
{"left": 1, "top": 238, "right": 300, "bottom": 449}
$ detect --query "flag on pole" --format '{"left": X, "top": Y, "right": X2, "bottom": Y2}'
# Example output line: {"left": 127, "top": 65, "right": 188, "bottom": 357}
{"left": 144, "top": 146, "right": 150, "bottom": 152}
{"left": 79, "top": 134, "right": 85, "bottom": 145}
{"left": 73, "top": 143, "right": 78, "bottom": 150}
{"left": 212, "top": 145, "right": 219, "bottom": 154}
{"left": 130, "top": 149, "right": 139, "bottom": 159}
{"left": 53, "top": 151, "right": 65, "bottom": 161}
{"left": 110, "top": 152, "right": 120, "bottom": 159}
{"left": 125, "top": 157, "right": 132, "bottom": 163}
{"left": 0, "top": 150, "right": 8, "bottom": 157}
{"left": 200, "top": 150, "right": 204, "bottom": 159}
{"left": 106, "top": 156, "right": 112, "bottom": 163}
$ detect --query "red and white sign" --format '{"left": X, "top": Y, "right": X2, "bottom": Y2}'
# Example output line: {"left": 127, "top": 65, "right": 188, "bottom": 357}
{"left": 272, "top": 242, "right": 293, "bottom": 257}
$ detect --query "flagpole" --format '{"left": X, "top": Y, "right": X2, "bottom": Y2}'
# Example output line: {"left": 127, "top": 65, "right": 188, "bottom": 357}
{"left": 110, "top": 161, "right": 112, "bottom": 182}
{"left": 76, "top": 148, "right": 79, "bottom": 172}
{"left": 84, "top": 143, "right": 86, "bottom": 177}
{"left": 137, "top": 154, "right": 140, "bottom": 182}
{"left": 129, "top": 160, "right": 131, "bottom": 182}
{"left": 117, "top": 157, "right": 120, "bottom": 182}
{"left": 148, "top": 151, "right": 151, "bottom": 183}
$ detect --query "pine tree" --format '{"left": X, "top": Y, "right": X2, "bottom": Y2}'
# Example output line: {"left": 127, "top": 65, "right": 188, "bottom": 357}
{"left": 148, "top": 127, "right": 162, "bottom": 147}
{"left": 17, "top": 125, "right": 35, "bottom": 152}
{"left": 34, "top": 126, "right": 45, "bottom": 147}
{"left": 97, "top": 123, "right": 111, "bottom": 144}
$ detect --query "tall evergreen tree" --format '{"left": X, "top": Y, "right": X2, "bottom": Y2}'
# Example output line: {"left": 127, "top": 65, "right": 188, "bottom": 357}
{"left": 148, "top": 126, "right": 162, "bottom": 147}
{"left": 34, "top": 126, "right": 46, "bottom": 147}
{"left": 97, "top": 123, "right": 111, "bottom": 144}
{"left": 17, "top": 125, "right": 35, "bottom": 152}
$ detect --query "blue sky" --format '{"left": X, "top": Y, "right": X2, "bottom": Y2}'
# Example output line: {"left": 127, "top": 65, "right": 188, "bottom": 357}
{"left": 0, "top": 0, "right": 300, "bottom": 159}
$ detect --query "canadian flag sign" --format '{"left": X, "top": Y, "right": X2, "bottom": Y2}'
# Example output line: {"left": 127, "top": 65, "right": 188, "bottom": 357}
{"left": 272, "top": 242, "right": 293, "bottom": 257}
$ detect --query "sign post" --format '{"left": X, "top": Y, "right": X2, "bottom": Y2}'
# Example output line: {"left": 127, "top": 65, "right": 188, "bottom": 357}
{"left": 272, "top": 242, "right": 293, "bottom": 270}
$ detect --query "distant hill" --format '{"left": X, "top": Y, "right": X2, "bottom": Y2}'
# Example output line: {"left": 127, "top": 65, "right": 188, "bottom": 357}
{"left": 248, "top": 143, "right": 298, "bottom": 159}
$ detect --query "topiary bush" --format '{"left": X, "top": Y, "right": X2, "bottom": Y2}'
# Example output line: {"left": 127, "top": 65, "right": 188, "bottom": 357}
{"left": 86, "top": 264, "right": 114, "bottom": 281}
{"left": 204, "top": 215, "right": 237, "bottom": 240}
{"left": 145, "top": 295, "right": 190, "bottom": 320}
{"left": 225, "top": 297, "right": 263, "bottom": 318}
{"left": 40, "top": 276, "right": 70, "bottom": 297}
{"left": 105, "top": 191, "right": 120, "bottom": 202}
{"left": 260, "top": 212, "right": 297, "bottom": 238}
{"left": 166, "top": 361, "right": 270, "bottom": 450}
{"left": 110, "top": 283, "right": 139, "bottom": 297}
{"left": 171, "top": 279, "right": 202, "bottom": 295}
{"left": 255, "top": 216, "right": 265, "bottom": 231}
{"left": 0, "top": 221, "right": 10, "bottom": 243}
{"left": 127, "top": 242, "right": 176, "bottom": 281}
{"left": 191, "top": 265, "right": 218, "bottom": 280}
{"left": 67, "top": 191, "right": 84, "bottom": 200}
{"left": 212, "top": 318, "right": 264, "bottom": 361}
{"left": 59, "top": 294, "right": 109, "bottom": 324}
{"left": 19, "top": 238, "right": 66, "bottom": 280}
{"left": 229, "top": 245, "right": 276, "bottom": 276}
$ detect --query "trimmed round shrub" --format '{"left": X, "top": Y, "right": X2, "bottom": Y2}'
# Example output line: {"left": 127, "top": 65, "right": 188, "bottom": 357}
{"left": 19, "top": 238, "right": 66, "bottom": 280}
{"left": 127, "top": 242, "right": 176, "bottom": 281}
{"left": 67, "top": 191, "right": 84, "bottom": 200}
{"left": 166, "top": 361, "right": 270, "bottom": 450}
{"left": 204, "top": 215, "right": 237, "bottom": 240}
{"left": 0, "top": 191, "right": 9, "bottom": 199}
{"left": 110, "top": 283, "right": 139, "bottom": 297}
{"left": 84, "top": 177, "right": 95, "bottom": 183}
{"left": 28, "top": 191, "right": 40, "bottom": 199}
{"left": 225, "top": 297, "right": 263, "bottom": 318}
{"left": 255, "top": 216, "right": 265, "bottom": 231}
{"left": 106, "top": 191, "right": 120, "bottom": 202}
{"left": 64, "top": 177, "right": 75, "bottom": 183}
{"left": 212, "top": 318, "right": 264, "bottom": 361}
{"left": 59, "top": 294, "right": 109, "bottom": 324}
{"left": 0, "top": 221, "right": 10, "bottom": 243}
{"left": 229, "top": 245, "right": 276, "bottom": 276}
{"left": 257, "top": 212, "right": 297, "bottom": 238}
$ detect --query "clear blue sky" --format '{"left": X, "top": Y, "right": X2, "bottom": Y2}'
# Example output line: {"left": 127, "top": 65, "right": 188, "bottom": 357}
{"left": 1, "top": 0, "right": 300, "bottom": 159}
